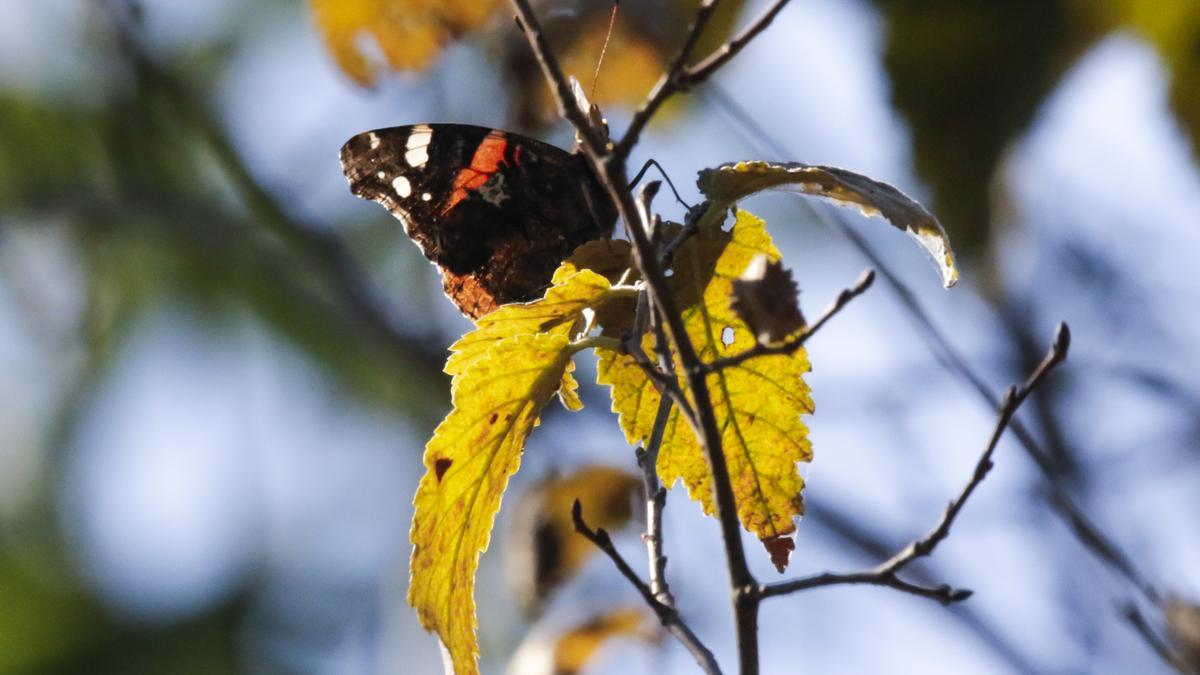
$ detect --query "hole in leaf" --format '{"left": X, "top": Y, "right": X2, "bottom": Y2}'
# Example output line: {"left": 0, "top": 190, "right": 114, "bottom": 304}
{"left": 721, "top": 326, "right": 735, "bottom": 347}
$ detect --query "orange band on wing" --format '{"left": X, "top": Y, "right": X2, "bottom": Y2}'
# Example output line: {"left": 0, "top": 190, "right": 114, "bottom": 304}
{"left": 442, "top": 136, "right": 508, "bottom": 214}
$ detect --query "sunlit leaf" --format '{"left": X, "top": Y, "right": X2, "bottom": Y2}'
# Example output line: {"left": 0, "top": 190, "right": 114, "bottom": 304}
{"left": 311, "top": 0, "right": 502, "bottom": 85}
{"left": 409, "top": 332, "right": 577, "bottom": 675}
{"left": 505, "top": 465, "right": 641, "bottom": 614}
{"left": 444, "top": 268, "right": 613, "bottom": 383}
{"left": 597, "top": 210, "right": 812, "bottom": 570}
{"left": 698, "top": 160, "right": 959, "bottom": 288}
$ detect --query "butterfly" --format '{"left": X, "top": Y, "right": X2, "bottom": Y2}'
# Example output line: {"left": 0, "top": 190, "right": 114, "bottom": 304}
{"left": 339, "top": 124, "right": 616, "bottom": 319}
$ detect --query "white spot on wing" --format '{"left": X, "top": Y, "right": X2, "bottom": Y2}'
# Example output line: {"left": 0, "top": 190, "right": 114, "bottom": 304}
{"left": 376, "top": 170, "right": 386, "bottom": 179}
{"left": 406, "top": 125, "right": 432, "bottom": 168}
{"left": 421, "top": 193, "right": 432, "bottom": 202}
{"left": 393, "top": 175, "right": 412, "bottom": 198}
{"left": 368, "top": 132, "right": 380, "bottom": 150}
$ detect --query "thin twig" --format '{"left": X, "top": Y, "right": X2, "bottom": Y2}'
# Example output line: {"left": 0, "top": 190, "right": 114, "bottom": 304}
{"left": 758, "top": 569, "right": 970, "bottom": 605}
{"left": 572, "top": 500, "right": 722, "bottom": 675}
{"left": 761, "top": 323, "right": 1071, "bottom": 605}
{"left": 702, "top": 79, "right": 1162, "bottom": 610}
{"left": 615, "top": 0, "right": 723, "bottom": 158}
{"left": 616, "top": 0, "right": 794, "bottom": 158}
{"left": 703, "top": 267, "right": 875, "bottom": 374}
{"left": 638, "top": 397, "right": 675, "bottom": 605}
{"left": 684, "top": 0, "right": 794, "bottom": 85}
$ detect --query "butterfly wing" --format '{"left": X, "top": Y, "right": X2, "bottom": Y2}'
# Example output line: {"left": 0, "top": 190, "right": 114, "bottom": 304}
{"left": 340, "top": 124, "right": 615, "bottom": 319}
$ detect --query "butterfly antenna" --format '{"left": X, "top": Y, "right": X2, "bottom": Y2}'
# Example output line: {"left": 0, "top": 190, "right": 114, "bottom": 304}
{"left": 590, "top": 0, "right": 620, "bottom": 100}
{"left": 629, "top": 159, "right": 693, "bottom": 210}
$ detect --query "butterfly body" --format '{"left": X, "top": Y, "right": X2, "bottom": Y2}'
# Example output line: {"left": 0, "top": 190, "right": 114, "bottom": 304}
{"left": 340, "top": 124, "right": 615, "bottom": 318}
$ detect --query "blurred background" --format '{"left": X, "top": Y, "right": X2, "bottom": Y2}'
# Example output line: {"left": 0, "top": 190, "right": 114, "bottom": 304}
{"left": 2, "top": 0, "right": 1198, "bottom": 673}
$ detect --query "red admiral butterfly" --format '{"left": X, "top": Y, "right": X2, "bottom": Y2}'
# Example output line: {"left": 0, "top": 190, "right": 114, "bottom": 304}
{"left": 340, "top": 124, "right": 616, "bottom": 319}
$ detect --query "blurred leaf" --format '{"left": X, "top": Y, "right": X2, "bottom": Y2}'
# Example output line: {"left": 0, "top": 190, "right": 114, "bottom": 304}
{"left": 1165, "top": 598, "right": 1200, "bottom": 673}
{"left": 873, "top": 0, "right": 1081, "bottom": 256}
{"left": 501, "top": 0, "right": 748, "bottom": 126}
{"left": 507, "top": 606, "right": 658, "bottom": 675}
{"left": 0, "top": 96, "right": 114, "bottom": 210}
{"left": 698, "top": 160, "right": 958, "bottom": 287}
{"left": 409, "top": 332, "right": 579, "bottom": 675}
{"left": 551, "top": 607, "right": 657, "bottom": 675}
{"left": 310, "top": 0, "right": 502, "bottom": 85}
{"left": 505, "top": 465, "right": 641, "bottom": 614}
{"left": 597, "top": 210, "right": 812, "bottom": 570}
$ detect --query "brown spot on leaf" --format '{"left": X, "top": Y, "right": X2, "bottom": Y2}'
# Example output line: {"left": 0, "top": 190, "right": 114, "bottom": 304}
{"left": 489, "top": 413, "right": 498, "bottom": 425}
{"left": 435, "top": 457, "right": 453, "bottom": 482}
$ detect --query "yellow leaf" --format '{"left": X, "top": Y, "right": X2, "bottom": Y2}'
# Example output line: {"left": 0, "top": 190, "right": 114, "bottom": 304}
{"left": 505, "top": 466, "right": 641, "bottom": 614}
{"left": 409, "top": 332, "right": 576, "bottom": 675}
{"left": 597, "top": 210, "right": 813, "bottom": 568}
{"left": 444, "top": 268, "right": 613, "bottom": 383}
{"left": 311, "top": 0, "right": 501, "bottom": 85}
{"left": 698, "top": 160, "right": 959, "bottom": 288}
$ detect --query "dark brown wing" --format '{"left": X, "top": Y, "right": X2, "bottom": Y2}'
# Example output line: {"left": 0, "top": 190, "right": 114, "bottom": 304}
{"left": 340, "top": 124, "right": 615, "bottom": 319}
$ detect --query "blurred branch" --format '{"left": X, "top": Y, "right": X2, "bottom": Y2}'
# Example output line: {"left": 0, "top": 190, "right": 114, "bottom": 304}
{"left": 703, "top": 268, "right": 875, "bottom": 374}
{"left": 1124, "top": 604, "right": 1192, "bottom": 674}
{"left": 760, "top": 323, "right": 1070, "bottom": 607}
{"left": 571, "top": 500, "right": 722, "bottom": 675}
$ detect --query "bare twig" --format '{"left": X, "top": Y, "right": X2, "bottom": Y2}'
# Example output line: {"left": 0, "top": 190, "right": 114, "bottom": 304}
{"left": 509, "top": 3, "right": 763, "bottom": 671}
{"left": 572, "top": 500, "right": 722, "bottom": 675}
{"left": 684, "top": 0, "right": 794, "bottom": 85}
{"left": 702, "top": 80, "right": 1162, "bottom": 610}
{"left": 761, "top": 324, "right": 1071, "bottom": 606}
{"left": 758, "top": 569, "right": 970, "bottom": 605}
{"left": 616, "top": 0, "right": 795, "bottom": 158}
{"left": 638, "top": 397, "right": 675, "bottom": 605}
{"left": 703, "top": 267, "right": 875, "bottom": 374}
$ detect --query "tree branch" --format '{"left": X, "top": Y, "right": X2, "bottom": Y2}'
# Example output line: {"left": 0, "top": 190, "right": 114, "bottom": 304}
{"left": 509, "top": 2, "right": 763, "bottom": 670}
{"left": 616, "top": 0, "right": 796, "bottom": 158}
{"left": 572, "top": 500, "right": 722, "bottom": 675}
{"left": 760, "top": 323, "right": 1071, "bottom": 606}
